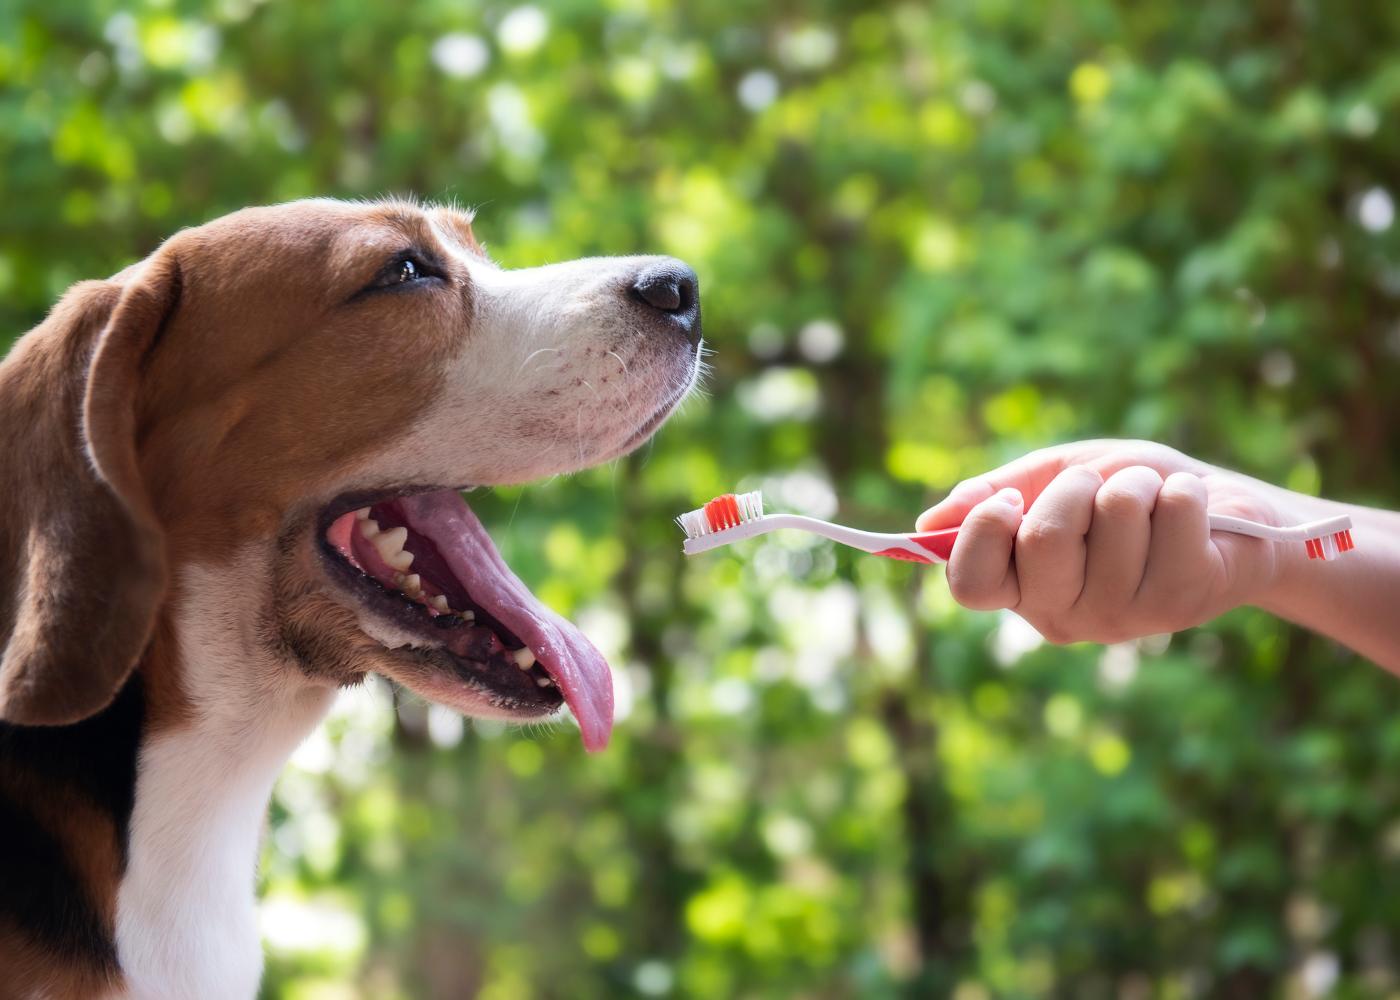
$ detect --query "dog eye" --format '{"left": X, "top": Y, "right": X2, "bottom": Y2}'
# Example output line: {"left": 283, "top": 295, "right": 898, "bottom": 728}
{"left": 351, "top": 253, "right": 441, "bottom": 301}
{"left": 384, "top": 254, "right": 440, "bottom": 287}
{"left": 394, "top": 258, "right": 422, "bottom": 283}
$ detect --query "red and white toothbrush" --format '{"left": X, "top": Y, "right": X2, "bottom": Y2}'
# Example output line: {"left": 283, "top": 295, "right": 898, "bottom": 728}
{"left": 677, "top": 491, "right": 1356, "bottom": 564}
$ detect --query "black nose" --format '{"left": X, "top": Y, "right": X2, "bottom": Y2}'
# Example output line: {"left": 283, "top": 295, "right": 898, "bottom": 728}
{"left": 630, "top": 259, "right": 701, "bottom": 345}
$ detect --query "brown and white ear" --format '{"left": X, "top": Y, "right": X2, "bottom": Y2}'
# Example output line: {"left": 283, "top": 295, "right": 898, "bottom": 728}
{"left": 0, "top": 252, "right": 179, "bottom": 725}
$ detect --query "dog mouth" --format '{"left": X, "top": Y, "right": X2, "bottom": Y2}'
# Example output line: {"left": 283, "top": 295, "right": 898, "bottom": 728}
{"left": 317, "top": 487, "right": 613, "bottom": 751}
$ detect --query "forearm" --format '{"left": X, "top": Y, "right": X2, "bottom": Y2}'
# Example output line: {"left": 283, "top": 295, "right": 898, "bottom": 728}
{"left": 1254, "top": 487, "right": 1400, "bottom": 673}
{"left": 923, "top": 441, "right": 1400, "bottom": 666}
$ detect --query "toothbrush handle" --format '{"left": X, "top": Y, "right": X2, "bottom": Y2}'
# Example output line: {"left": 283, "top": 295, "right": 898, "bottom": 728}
{"left": 870, "top": 515, "right": 1356, "bottom": 565}
{"left": 871, "top": 529, "right": 960, "bottom": 564}
{"left": 877, "top": 515, "right": 1355, "bottom": 564}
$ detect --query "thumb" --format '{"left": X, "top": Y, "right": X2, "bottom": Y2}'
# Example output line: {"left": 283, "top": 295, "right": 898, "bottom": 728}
{"left": 915, "top": 442, "right": 1113, "bottom": 531}
{"left": 916, "top": 480, "right": 1002, "bottom": 531}
{"left": 1207, "top": 530, "right": 1278, "bottom": 608}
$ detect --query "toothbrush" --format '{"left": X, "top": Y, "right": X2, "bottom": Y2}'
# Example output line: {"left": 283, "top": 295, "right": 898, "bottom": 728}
{"left": 677, "top": 491, "right": 1356, "bottom": 564}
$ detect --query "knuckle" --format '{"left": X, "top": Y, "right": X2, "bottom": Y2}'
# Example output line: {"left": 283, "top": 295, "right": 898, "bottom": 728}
{"left": 1095, "top": 484, "right": 1150, "bottom": 519}
{"left": 1156, "top": 474, "right": 1204, "bottom": 507}
{"left": 1160, "top": 470, "right": 1201, "bottom": 493}
{"left": 1064, "top": 464, "right": 1105, "bottom": 487}
{"left": 962, "top": 498, "right": 998, "bottom": 525}
{"left": 1124, "top": 465, "right": 1166, "bottom": 488}
{"left": 1096, "top": 467, "right": 1165, "bottom": 515}
{"left": 1015, "top": 518, "right": 1062, "bottom": 553}
{"left": 967, "top": 499, "right": 1017, "bottom": 531}
{"left": 953, "top": 477, "right": 993, "bottom": 502}
{"left": 1013, "top": 515, "right": 1064, "bottom": 546}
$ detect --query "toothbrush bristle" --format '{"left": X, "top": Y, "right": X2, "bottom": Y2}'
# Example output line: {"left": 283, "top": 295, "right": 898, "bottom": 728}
{"left": 1304, "top": 529, "right": 1356, "bottom": 560}
{"left": 706, "top": 494, "right": 740, "bottom": 532}
{"left": 676, "top": 491, "right": 764, "bottom": 538}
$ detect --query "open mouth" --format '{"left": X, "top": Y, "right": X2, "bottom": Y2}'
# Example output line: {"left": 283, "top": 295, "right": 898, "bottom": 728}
{"left": 318, "top": 488, "right": 613, "bottom": 750}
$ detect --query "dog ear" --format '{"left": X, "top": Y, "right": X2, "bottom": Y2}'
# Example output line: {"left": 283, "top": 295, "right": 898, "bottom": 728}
{"left": 0, "top": 252, "right": 178, "bottom": 725}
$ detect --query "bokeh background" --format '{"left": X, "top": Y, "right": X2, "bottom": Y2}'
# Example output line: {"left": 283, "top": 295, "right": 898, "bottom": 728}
{"left": 5, "top": 1, "right": 1400, "bottom": 997}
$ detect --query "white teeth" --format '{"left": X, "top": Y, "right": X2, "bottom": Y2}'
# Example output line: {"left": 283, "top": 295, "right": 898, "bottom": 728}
{"left": 401, "top": 574, "right": 422, "bottom": 596}
{"left": 513, "top": 647, "right": 537, "bottom": 670}
{"left": 462, "top": 609, "right": 476, "bottom": 622}
{"left": 535, "top": 675, "right": 553, "bottom": 688}
{"left": 373, "top": 526, "right": 414, "bottom": 570}
{"left": 374, "top": 525, "right": 408, "bottom": 555}
{"left": 430, "top": 595, "right": 450, "bottom": 613}
{"left": 359, "top": 518, "right": 381, "bottom": 539}
{"left": 354, "top": 507, "right": 371, "bottom": 520}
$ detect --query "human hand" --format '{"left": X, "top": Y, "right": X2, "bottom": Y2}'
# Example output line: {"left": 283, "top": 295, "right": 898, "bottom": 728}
{"left": 916, "top": 440, "right": 1309, "bottom": 644}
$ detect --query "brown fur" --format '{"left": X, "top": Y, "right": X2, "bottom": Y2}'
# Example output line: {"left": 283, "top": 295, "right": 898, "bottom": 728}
{"left": 0, "top": 198, "right": 696, "bottom": 995}
{"left": 0, "top": 926, "right": 119, "bottom": 1000}
{"left": 0, "top": 200, "right": 485, "bottom": 992}
{"left": 0, "top": 275, "right": 168, "bottom": 727}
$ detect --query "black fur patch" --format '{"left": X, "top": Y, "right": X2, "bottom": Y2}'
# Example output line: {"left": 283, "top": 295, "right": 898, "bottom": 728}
{"left": 0, "top": 673, "right": 144, "bottom": 965}
{"left": 0, "top": 793, "right": 118, "bottom": 969}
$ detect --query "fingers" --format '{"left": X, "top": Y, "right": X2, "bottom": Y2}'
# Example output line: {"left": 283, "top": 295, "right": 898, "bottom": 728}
{"left": 927, "top": 449, "right": 1271, "bottom": 644}
{"left": 918, "top": 478, "right": 1000, "bottom": 531}
{"left": 1079, "top": 466, "right": 1165, "bottom": 610}
{"left": 944, "top": 488, "right": 1024, "bottom": 610}
{"left": 915, "top": 439, "right": 1196, "bottom": 531}
{"left": 916, "top": 447, "right": 1078, "bottom": 531}
{"left": 1014, "top": 465, "right": 1103, "bottom": 632}
{"left": 1137, "top": 471, "right": 1212, "bottom": 606}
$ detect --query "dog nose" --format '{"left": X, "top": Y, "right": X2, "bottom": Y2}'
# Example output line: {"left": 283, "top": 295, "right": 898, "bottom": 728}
{"left": 630, "top": 259, "right": 701, "bottom": 345}
{"left": 631, "top": 260, "right": 697, "bottom": 313}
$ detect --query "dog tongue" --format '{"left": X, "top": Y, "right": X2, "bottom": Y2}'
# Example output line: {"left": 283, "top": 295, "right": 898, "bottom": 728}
{"left": 398, "top": 490, "right": 614, "bottom": 752}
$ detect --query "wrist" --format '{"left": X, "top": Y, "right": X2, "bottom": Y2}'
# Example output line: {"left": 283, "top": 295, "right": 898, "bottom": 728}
{"left": 1214, "top": 472, "right": 1337, "bottom": 616}
{"left": 1249, "top": 484, "right": 1348, "bottom": 621}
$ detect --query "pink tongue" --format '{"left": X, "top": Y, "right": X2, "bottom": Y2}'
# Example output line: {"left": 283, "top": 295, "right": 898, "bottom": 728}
{"left": 398, "top": 490, "right": 615, "bottom": 752}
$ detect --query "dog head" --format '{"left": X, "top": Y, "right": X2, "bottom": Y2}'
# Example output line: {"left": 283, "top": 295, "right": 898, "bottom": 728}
{"left": 0, "top": 198, "right": 702, "bottom": 749}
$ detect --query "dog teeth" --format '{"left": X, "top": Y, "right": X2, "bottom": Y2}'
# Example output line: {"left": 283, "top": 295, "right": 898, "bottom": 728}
{"left": 513, "top": 647, "right": 537, "bottom": 670}
{"left": 374, "top": 525, "right": 407, "bottom": 553}
{"left": 359, "top": 517, "right": 381, "bottom": 539}
{"left": 373, "top": 526, "right": 415, "bottom": 570}
{"left": 535, "top": 675, "right": 554, "bottom": 688}
{"left": 401, "top": 574, "right": 423, "bottom": 597}
{"left": 430, "top": 594, "right": 450, "bottom": 613}
{"left": 354, "top": 507, "right": 371, "bottom": 520}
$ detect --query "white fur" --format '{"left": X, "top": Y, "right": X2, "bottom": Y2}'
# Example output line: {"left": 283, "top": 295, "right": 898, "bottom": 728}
{"left": 114, "top": 554, "right": 335, "bottom": 1000}
{"left": 109, "top": 243, "right": 698, "bottom": 998}
{"left": 367, "top": 231, "right": 701, "bottom": 488}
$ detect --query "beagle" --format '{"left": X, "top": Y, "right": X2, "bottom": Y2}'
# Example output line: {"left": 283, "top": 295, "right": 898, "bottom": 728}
{"left": 0, "top": 199, "right": 702, "bottom": 999}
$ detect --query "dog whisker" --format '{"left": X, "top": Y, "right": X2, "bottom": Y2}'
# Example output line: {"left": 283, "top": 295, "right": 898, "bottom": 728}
{"left": 519, "top": 347, "right": 561, "bottom": 375}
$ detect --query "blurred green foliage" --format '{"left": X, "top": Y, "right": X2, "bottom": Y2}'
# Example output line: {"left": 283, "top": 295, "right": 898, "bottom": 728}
{"left": 5, "top": 0, "right": 1400, "bottom": 996}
